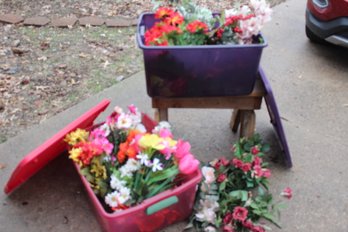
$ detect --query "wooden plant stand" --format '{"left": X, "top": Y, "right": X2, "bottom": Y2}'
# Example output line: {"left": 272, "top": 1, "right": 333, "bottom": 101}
{"left": 152, "top": 75, "right": 265, "bottom": 139}
{"left": 150, "top": 68, "right": 293, "bottom": 167}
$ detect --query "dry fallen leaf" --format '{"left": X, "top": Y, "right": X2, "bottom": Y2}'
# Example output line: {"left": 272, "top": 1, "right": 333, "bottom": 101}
{"left": 11, "top": 47, "right": 29, "bottom": 56}
{"left": 103, "top": 60, "right": 110, "bottom": 68}
{"left": 0, "top": 99, "right": 5, "bottom": 112}
{"left": 37, "top": 56, "right": 47, "bottom": 61}
{"left": 40, "top": 41, "right": 50, "bottom": 51}
{"left": 79, "top": 53, "right": 89, "bottom": 58}
{"left": 57, "top": 64, "right": 67, "bottom": 69}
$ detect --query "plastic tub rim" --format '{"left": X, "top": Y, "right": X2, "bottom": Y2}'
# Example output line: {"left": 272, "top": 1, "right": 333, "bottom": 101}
{"left": 136, "top": 12, "right": 268, "bottom": 50}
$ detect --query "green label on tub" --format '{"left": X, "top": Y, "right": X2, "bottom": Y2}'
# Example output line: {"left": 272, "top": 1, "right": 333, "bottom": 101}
{"left": 146, "top": 196, "right": 178, "bottom": 215}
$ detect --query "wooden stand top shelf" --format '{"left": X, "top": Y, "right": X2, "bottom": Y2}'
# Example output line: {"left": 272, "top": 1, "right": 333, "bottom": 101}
{"left": 152, "top": 77, "right": 266, "bottom": 111}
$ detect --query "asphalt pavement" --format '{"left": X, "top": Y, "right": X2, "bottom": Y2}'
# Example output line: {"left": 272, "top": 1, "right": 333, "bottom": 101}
{"left": 1, "top": 0, "right": 348, "bottom": 231}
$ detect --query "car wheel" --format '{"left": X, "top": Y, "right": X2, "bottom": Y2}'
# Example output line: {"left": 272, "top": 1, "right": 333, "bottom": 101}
{"left": 305, "top": 26, "right": 328, "bottom": 44}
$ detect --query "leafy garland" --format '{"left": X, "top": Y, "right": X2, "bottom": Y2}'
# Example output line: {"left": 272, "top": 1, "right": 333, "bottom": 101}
{"left": 187, "top": 134, "right": 291, "bottom": 232}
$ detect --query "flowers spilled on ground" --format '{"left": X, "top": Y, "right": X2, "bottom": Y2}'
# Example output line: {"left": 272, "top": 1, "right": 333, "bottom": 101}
{"left": 187, "top": 134, "right": 292, "bottom": 232}
{"left": 146, "top": 0, "right": 272, "bottom": 46}
{"left": 65, "top": 105, "right": 200, "bottom": 212}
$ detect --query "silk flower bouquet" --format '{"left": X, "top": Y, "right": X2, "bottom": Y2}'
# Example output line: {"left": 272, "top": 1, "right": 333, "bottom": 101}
{"left": 187, "top": 135, "right": 292, "bottom": 232}
{"left": 65, "top": 105, "right": 200, "bottom": 212}
{"left": 146, "top": 0, "right": 272, "bottom": 46}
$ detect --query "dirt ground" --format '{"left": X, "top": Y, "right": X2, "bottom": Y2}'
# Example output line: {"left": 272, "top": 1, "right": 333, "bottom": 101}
{"left": 0, "top": 0, "right": 285, "bottom": 143}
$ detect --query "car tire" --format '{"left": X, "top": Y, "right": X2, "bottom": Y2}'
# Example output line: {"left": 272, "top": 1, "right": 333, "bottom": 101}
{"left": 305, "top": 26, "right": 328, "bottom": 44}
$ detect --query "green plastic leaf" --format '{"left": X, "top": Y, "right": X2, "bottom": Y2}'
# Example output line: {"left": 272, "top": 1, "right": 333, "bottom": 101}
{"left": 80, "top": 167, "right": 94, "bottom": 183}
{"left": 133, "top": 171, "right": 143, "bottom": 194}
{"left": 252, "top": 209, "right": 262, "bottom": 215}
{"left": 219, "top": 181, "right": 226, "bottom": 191}
{"left": 263, "top": 213, "right": 282, "bottom": 228}
{"left": 147, "top": 167, "right": 179, "bottom": 185}
{"left": 247, "top": 181, "right": 255, "bottom": 188}
{"left": 96, "top": 178, "right": 108, "bottom": 197}
{"left": 228, "top": 190, "right": 248, "bottom": 201}
{"left": 243, "top": 142, "right": 252, "bottom": 152}
{"left": 244, "top": 154, "right": 254, "bottom": 163}
{"left": 261, "top": 143, "right": 271, "bottom": 153}
{"left": 250, "top": 202, "right": 259, "bottom": 209}
{"left": 146, "top": 177, "right": 174, "bottom": 198}
{"left": 258, "top": 186, "right": 265, "bottom": 196}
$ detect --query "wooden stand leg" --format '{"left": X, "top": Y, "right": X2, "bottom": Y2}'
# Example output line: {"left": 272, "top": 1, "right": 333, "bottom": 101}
{"left": 154, "top": 108, "right": 168, "bottom": 122}
{"left": 230, "top": 109, "right": 241, "bottom": 133}
{"left": 240, "top": 110, "right": 256, "bottom": 138}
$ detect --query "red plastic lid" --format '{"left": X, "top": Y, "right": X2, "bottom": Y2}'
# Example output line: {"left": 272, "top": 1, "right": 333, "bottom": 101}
{"left": 4, "top": 99, "right": 110, "bottom": 194}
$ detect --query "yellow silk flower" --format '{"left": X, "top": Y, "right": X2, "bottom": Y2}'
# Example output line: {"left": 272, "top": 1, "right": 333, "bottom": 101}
{"left": 139, "top": 134, "right": 166, "bottom": 150}
{"left": 64, "top": 129, "right": 89, "bottom": 146}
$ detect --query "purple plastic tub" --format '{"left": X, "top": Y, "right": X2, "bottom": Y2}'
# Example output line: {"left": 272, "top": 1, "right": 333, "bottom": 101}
{"left": 137, "top": 13, "right": 267, "bottom": 97}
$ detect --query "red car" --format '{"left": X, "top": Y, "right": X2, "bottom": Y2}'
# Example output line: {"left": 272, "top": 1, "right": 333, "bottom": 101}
{"left": 306, "top": 0, "right": 348, "bottom": 47}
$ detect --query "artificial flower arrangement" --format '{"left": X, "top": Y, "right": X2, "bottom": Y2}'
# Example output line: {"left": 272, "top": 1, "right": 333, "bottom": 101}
{"left": 64, "top": 104, "right": 200, "bottom": 212}
{"left": 146, "top": 0, "right": 272, "bottom": 46}
{"left": 187, "top": 135, "right": 292, "bottom": 232}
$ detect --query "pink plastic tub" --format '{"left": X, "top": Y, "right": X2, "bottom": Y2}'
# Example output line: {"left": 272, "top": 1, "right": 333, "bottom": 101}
{"left": 74, "top": 114, "right": 202, "bottom": 232}
{"left": 5, "top": 100, "right": 202, "bottom": 232}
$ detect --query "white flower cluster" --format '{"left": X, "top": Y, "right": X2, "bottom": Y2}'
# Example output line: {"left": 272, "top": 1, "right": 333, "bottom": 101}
{"left": 99, "top": 123, "right": 111, "bottom": 137}
{"left": 114, "top": 105, "right": 146, "bottom": 133}
{"left": 152, "top": 121, "right": 172, "bottom": 134}
{"left": 136, "top": 152, "right": 152, "bottom": 167}
{"left": 202, "top": 166, "right": 216, "bottom": 185}
{"left": 105, "top": 174, "right": 131, "bottom": 209}
{"left": 119, "top": 158, "right": 141, "bottom": 178}
{"left": 195, "top": 199, "right": 219, "bottom": 224}
{"left": 105, "top": 158, "right": 142, "bottom": 209}
{"left": 194, "top": 166, "right": 219, "bottom": 229}
{"left": 105, "top": 155, "right": 164, "bottom": 209}
{"left": 110, "top": 174, "right": 127, "bottom": 190}
{"left": 105, "top": 187, "right": 131, "bottom": 209}
{"left": 225, "top": 0, "right": 272, "bottom": 44}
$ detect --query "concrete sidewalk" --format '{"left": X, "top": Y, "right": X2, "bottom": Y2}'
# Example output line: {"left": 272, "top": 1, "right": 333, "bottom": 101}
{"left": 1, "top": 0, "right": 348, "bottom": 231}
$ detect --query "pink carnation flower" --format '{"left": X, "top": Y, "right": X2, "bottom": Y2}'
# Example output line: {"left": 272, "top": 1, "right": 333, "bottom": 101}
{"left": 223, "top": 212, "right": 233, "bottom": 225}
{"left": 220, "top": 157, "right": 230, "bottom": 166}
{"left": 158, "top": 128, "right": 173, "bottom": 138}
{"left": 92, "top": 138, "right": 114, "bottom": 155}
{"left": 253, "top": 165, "right": 271, "bottom": 178}
{"left": 241, "top": 162, "right": 252, "bottom": 172}
{"left": 128, "top": 104, "right": 137, "bottom": 114}
{"left": 262, "top": 168, "right": 271, "bottom": 178}
{"left": 281, "top": 187, "right": 293, "bottom": 199}
{"left": 232, "top": 206, "right": 248, "bottom": 222}
{"left": 174, "top": 139, "right": 191, "bottom": 159}
{"left": 242, "top": 219, "right": 254, "bottom": 229}
{"left": 251, "top": 146, "right": 260, "bottom": 155}
{"left": 178, "top": 154, "right": 199, "bottom": 175}
{"left": 232, "top": 158, "right": 243, "bottom": 168}
{"left": 217, "top": 173, "right": 227, "bottom": 183}
{"left": 253, "top": 156, "right": 262, "bottom": 166}
{"left": 222, "top": 225, "right": 235, "bottom": 232}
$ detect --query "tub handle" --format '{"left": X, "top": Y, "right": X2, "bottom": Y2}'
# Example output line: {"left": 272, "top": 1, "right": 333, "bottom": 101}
{"left": 146, "top": 196, "right": 178, "bottom": 215}
{"left": 139, "top": 25, "right": 145, "bottom": 36}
